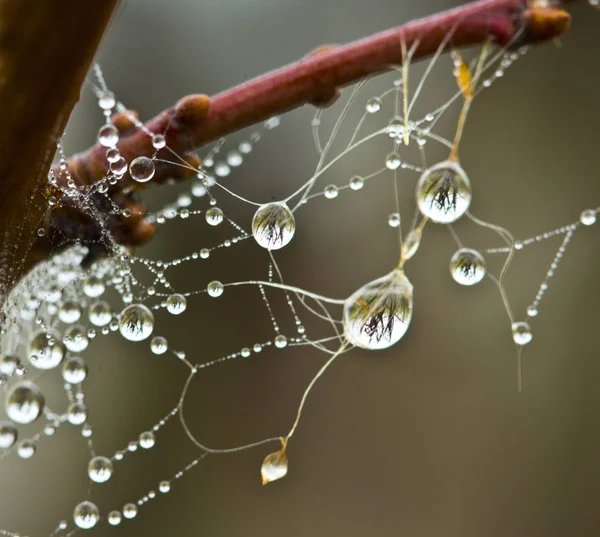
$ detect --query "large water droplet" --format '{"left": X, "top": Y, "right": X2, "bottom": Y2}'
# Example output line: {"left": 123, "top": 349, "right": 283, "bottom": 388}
{"left": 67, "top": 402, "right": 88, "bottom": 425}
{"left": 205, "top": 207, "right": 224, "bottom": 226}
{"left": 88, "top": 456, "right": 113, "bottom": 483}
{"left": 6, "top": 382, "right": 45, "bottom": 424}
{"left": 73, "top": 501, "right": 100, "bottom": 529}
{"left": 449, "top": 248, "right": 487, "bottom": 286}
{"left": 512, "top": 322, "right": 532, "bottom": 345}
{"left": 343, "top": 269, "right": 413, "bottom": 350}
{"left": 166, "top": 294, "right": 187, "bottom": 315}
{"left": 129, "top": 156, "right": 155, "bottom": 183}
{"left": 58, "top": 301, "right": 82, "bottom": 324}
{"left": 416, "top": 160, "right": 471, "bottom": 223}
{"left": 63, "top": 325, "right": 89, "bottom": 352}
{"left": 119, "top": 304, "right": 154, "bottom": 342}
{"left": 89, "top": 301, "right": 112, "bottom": 326}
{"left": 62, "top": 357, "right": 88, "bottom": 384}
{"left": 251, "top": 202, "right": 295, "bottom": 250}
{"left": 29, "top": 330, "right": 66, "bottom": 370}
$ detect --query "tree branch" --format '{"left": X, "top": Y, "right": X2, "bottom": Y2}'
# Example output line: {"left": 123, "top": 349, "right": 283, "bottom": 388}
{"left": 0, "top": 0, "right": 579, "bottom": 301}
{"left": 0, "top": 0, "right": 120, "bottom": 299}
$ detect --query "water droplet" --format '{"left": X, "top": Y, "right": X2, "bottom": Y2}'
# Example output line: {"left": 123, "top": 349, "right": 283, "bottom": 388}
{"left": 58, "top": 301, "right": 82, "bottom": 324}
{"left": 139, "top": 431, "right": 155, "bottom": 449}
{"left": 261, "top": 448, "right": 288, "bottom": 485}
{"left": 512, "top": 322, "right": 532, "bottom": 345}
{"left": 387, "top": 213, "right": 400, "bottom": 228}
{"left": 401, "top": 230, "right": 422, "bottom": 261}
{"left": 83, "top": 276, "right": 105, "bottom": 298}
{"left": 349, "top": 176, "right": 364, "bottom": 190}
{"left": 365, "top": 97, "right": 382, "bottom": 113}
{"left": 18, "top": 440, "right": 36, "bottom": 459}
{"left": 251, "top": 202, "right": 296, "bottom": 250}
{"left": 108, "top": 511, "right": 122, "bottom": 526}
{"left": 89, "top": 301, "right": 112, "bottom": 326}
{"left": 386, "top": 118, "right": 403, "bottom": 138}
{"left": 159, "top": 480, "right": 171, "bottom": 493}
{"left": 63, "top": 325, "right": 89, "bottom": 352}
{"left": 324, "top": 185, "right": 339, "bottom": 199}
{"left": 166, "top": 294, "right": 187, "bottom": 315}
{"left": 74, "top": 501, "right": 100, "bottom": 529}
{"left": 416, "top": 160, "right": 471, "bottom": 223}
{"left": 0, "top": 354, "right": 20, "bottom": 375}
{"left": 526, "top": 305, "right": 538, "bottom": 317}
{"left": 200, "top": 248, "right": 210, "bottom": 259}
{"left": 205, "top": 207, "right": 224, "bottom": 226}
{"left": 98, "top": 91, "right": 115, "bottom": 110}
{"left": 119, "top": 304, "right": 154, "bottom": 342}
{"left": 227, "top": 150, "right": 243, "bottom": 166}
{"left": 343, "top": 269, "right": 413, "bottom": 350}
{"left": 98, "top": 124, "right": 119, "bottom": 147}
{"left": 0, "top": 422, "right": 18, "bottom": 448}
{"left": 106, "top": 148, "right": 120, "bottom": 163}
{"left": 62, "top": 357, "right": 88, "bottom": 384}
{"left": 274, "top": 335, "right": 288, "bottom": 348}
{"left": 151, "top": 134, "right": 166, "bottom": 149}
{"left": 67, "top": 402, "right": 88, "bottom": 425}
{"left": 207, "top": 281, "right": 224, "bottom": 298}
{"left": 580, "top": 209, "right": 597, "bottom": 226}
{"left": 29, "top": 330, "right": 66, "bottom": 369}
{"left": 129, "top": 156, "right": 155, "bottom": 183}
{"left": 449, "top": 248, "right": 486, "bottom": 286}
{"left": 123, "top": 503, "right": 138, "bottom": 519}
{"left": 88, "top": 456, "right": 113, "bottom": 483}
{"left": 150, "top": 336, "right": 168, "bottom": 355}
{"left": 110, "top": 157, "right": 128, "bottom": 176}
{"left": 385, "top": 152, "right": 401, "bottom": 170}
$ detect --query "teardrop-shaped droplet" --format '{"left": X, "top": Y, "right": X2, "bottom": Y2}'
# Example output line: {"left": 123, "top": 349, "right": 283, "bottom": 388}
{"left": 251, "top": 202, "right": 296, "bottom": 250}
{"left": 416, "top": 160, "right": 471, "bottom": 223}
{"left": 261, "top": 448, "right": 288, "bottom": 485}
{"left": 401, "top": 230, "right": 422, "bottom": 262}
{"left": 343, "top": 269, "right": 413, "bottom": 350}
{"left": 449, "top": 248, "right": 487, "bottom": 286}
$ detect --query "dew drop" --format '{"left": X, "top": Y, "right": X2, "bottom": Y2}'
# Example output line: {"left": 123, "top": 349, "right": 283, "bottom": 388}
{"left": 159, "top": 480, "right": 171, "bottom": 493}
{"left": 123, "top": 503, "right": 138, "bottom": 519}
{"left": 151, "top": 134, "right": 166, "bottom": 149}
{"left": 526, "top": 305, "right": 538, "bottom": 317}
{"left": 416, "top": 160, "right": 471, "bottom": 223}
{"left": 18, "top": 440, "right": 36, "bottom": 459}
{"left": 251, "top": 202, "right": 296, "bottom": 250}
{"left": 89, "top": 301, "right": 112, "bottom": 326}
{"left": 58, "top": 301, "right": 82, "bottom": 324}
{"left": 63, "top": 325, "right": 89, "bottom": 353}
{"left": 274, "top": 335, "right": 288, "bottom": 348}
{"left": 580, "top": 209, "right": 597, "bottom": 226}
{"left": 67, "top": 402, "right": 88, "bottom": 425}
{"left": 349, "top": 176, "right": 364, "bottom": 190}
{"left": 28, "top": 330, "right": 65, "bottom": 370}
{"left": 119, "top": 304, "right": 154, "bottom": 342}
{"left": 62, "top": 357, "right": 88, "bottom": 384}
{"left": 324, "top": 185, "right": 339, "bottom": 199}
{"left": 261, "top": 449, "right": 288, "bottom": 485}
{"left": 129, "top": 156, "right": 155, "bottom": 183}
{"left": 512, "top": 322, "right": 532, "bottom": 345}
{"left": 150, "top": 336, "right": 168, "bottom": 355}
{"left": 0, "top": 354, "right": 20, "bottom": 375}
{"left": 108, "top": 511, "right": 122, "bottom": 526}
{"left": 88, "top": 456, "right": 113, "bottom": 483}
{"left": 166, "top": 294, "right": 187, "bottom": 315}
{"left": 98, "top": 124, "right": 119, "bottom": 147}
{"left": 205, "top": 207, "right": 224, "bottom": 226}
{"left": 343, "top": 269, "right": 413, "bottom": 350}
{"left": 73, "top": 501, "right": 100, "bottom": 529}
{"left": 0, "top": 422, "right": 18, "bottom": 448}
{"left": 387, "top": 213, "right": 400, "bottom": 228}
{"left": 83, "top": 276, "right": 105, "bottom": 298}
{"left": 365, "top": 97, "right": 382, "bottom": 113}
{"left": 139, "top": 431, "right": 155, "bottom": 449}
{"left": 385, "top": 152, "right": 401, "bottom": 170}
{"left": 98, "top": 91, "right": 116, "bottom": 110}
{"left": 449, "top": 248, "right": 487, "bottom": 286}
{"left": 207, "top": 281, "right": 224, "bottom": 298}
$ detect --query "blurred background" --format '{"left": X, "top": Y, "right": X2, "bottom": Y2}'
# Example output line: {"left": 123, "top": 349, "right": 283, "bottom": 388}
{"left": 2, "top": 1, "right": 600, "bottom": 536}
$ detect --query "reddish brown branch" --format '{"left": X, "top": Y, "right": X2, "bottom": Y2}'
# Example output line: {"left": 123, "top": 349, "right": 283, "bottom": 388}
{"left": 3, "top": 0, "right": 578, "bottom": 297}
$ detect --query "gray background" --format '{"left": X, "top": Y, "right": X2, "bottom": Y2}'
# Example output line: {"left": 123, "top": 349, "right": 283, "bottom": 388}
{"left": 2, "top": 1, "right": 600, "bottom": 537}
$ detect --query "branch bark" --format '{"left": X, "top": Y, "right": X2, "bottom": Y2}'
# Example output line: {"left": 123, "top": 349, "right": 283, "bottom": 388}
{"left": 0, "top": 0, "right": 120, "bottom": 299}
{"left": 0, "top": 0, "right": 579, "bottom": 302}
